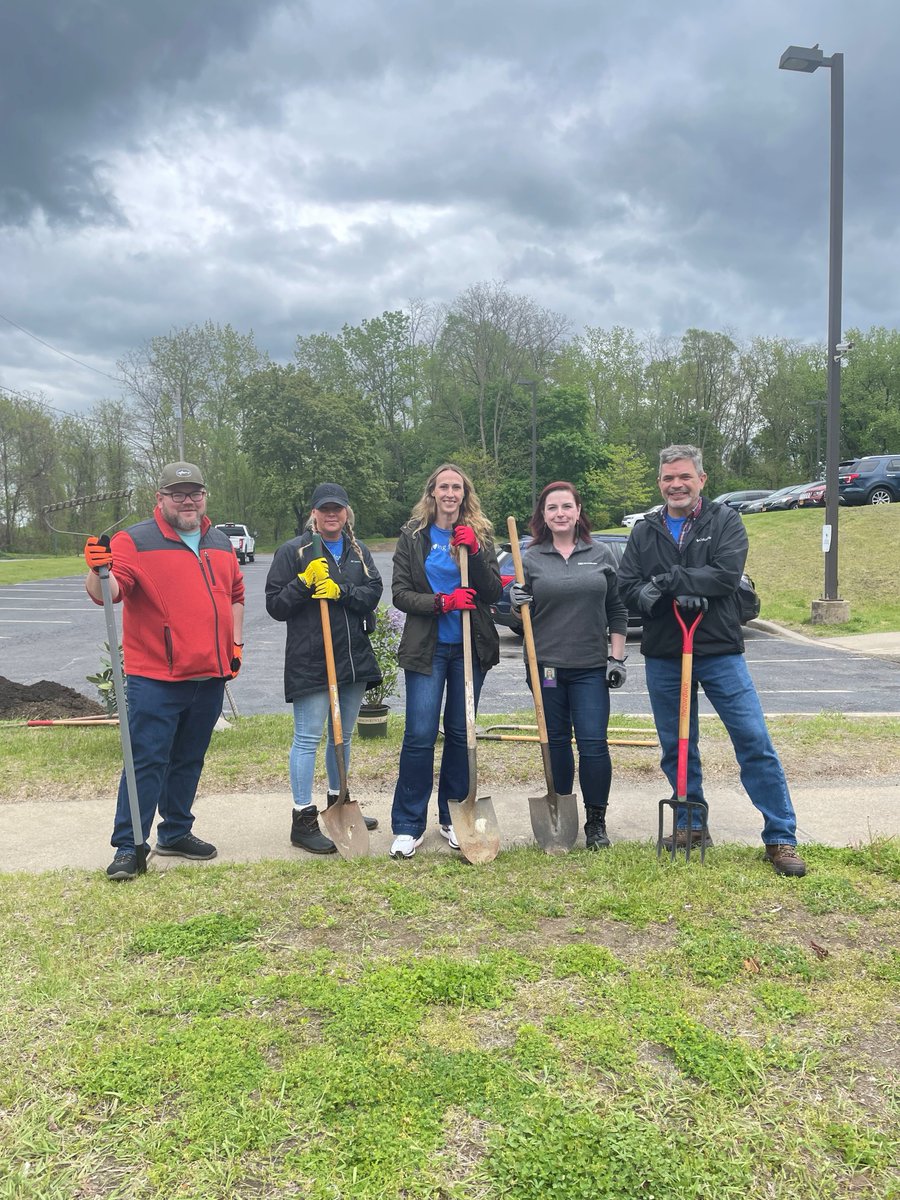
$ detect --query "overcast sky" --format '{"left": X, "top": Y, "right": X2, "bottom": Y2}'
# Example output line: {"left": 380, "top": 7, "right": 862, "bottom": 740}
{"left": 2, "top": 0, "right": 898, "bottom": 413}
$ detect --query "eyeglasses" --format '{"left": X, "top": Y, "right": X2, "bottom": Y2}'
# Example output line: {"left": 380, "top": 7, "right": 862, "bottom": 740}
{"left": 162, "top": 490, "right": 207, "bottom": 504}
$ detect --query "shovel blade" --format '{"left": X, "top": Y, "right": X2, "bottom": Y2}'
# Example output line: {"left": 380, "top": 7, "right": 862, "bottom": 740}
{"left": 528, "top": 790, "right": 579, "bottom": 855}
{"left": 320, "top": 798, "right": 371, "bottom": 859}
{"left": 449, "top": 794, "right": 501, "bottom": 864}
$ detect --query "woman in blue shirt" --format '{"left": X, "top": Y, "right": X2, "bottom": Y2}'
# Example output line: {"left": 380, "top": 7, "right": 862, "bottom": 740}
{"left": 389, "top": 464, "right": 502, "bottom": 858}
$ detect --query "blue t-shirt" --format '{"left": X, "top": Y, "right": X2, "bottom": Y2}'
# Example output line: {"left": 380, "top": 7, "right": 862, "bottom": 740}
{"left": 664, "top": 512, "right": 686, "bottom": 544}
{"left": 323, "top": 535, "right": 343, "bottom": 561}
{"left": 178, "top": 530, "right": 202, "bottom": 557}
{"left": 425, "top": 524, "right": 463, "bottom": 643}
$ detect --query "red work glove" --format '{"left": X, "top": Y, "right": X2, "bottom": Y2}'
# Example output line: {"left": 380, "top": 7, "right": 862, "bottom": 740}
{"left": 438, "top": 587, "right": 477, "bottom": 614}
{"left": 451, "top": 524, "right": 479, "bottom": 554}
{"left": 84, "top": 535, "right": 113, "bottom": 573}
{"left": 230, "top": 643, "right": 244, "bottom": 677}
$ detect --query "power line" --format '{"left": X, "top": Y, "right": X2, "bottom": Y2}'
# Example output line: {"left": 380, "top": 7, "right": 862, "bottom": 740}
{"left": 0, "top": 381, "right": 83, "bottom": 418}
{"left": 0, "top": 312, "right": 122, "bottom": 383}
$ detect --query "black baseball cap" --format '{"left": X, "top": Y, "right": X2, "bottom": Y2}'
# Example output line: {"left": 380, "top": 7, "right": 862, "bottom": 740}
{"left": 310, "top": 483, "right": 349, "bottom": 508}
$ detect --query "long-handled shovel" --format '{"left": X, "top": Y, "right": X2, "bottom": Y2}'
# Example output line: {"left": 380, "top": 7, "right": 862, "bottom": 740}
{"left": 311, "top": 534, "right": 370, "bottom": 859}
{"left": 507, "top": 518, "right": 580, "bottom": 854}
{"left": 447, "top": 545, "right": 501, "bottom": 864}
{"left": 657, "top": 600, "right": 709, "bottom": 863}
{"left": 41, "top": 491, "right": 147, "bottom": 874}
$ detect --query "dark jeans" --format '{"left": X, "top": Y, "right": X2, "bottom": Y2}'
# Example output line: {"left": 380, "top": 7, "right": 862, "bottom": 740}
{"left": 644, "top": 652, "right": 797, "bottom": 845}
{"left": 536, "top": 666, "right": 612, "bottom": 810}
{"left": 391, "top": 642, "right": 485, "bottom": 836}
{"left": 111, "top": 675, "right": 225, "bottom": 851}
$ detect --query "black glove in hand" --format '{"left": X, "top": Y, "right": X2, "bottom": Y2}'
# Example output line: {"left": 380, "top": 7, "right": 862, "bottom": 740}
{"left": 674, "top": 595, "right": 708, "bottom": 614}
{"left": 606, "top": 657, "right": 627, "bottom": 689}
{"left": 509, "top": 582, "right": 533, "bottom": 609}
{"left": 637, "top": 580, "right": 663, "bottom": 615}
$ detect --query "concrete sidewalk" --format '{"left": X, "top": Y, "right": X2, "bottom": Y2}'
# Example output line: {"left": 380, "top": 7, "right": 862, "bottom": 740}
{"left": 752, "top": 619, "right": 900, "bottom": 660}
{"left": 2, "top": 779, "right": 896, "bottom": 875}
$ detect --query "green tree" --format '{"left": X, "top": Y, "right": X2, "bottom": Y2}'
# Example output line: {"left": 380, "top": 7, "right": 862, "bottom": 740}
{"left": 240, "top": 365, "right": 387, "bottom": 538}
{"left": 585, "top": 445, "right": 655, "bottom": 525}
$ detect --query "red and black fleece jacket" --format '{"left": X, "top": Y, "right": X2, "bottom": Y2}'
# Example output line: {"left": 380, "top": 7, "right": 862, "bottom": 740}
{"left": 90, "top": 507, "right": 245, "bottom": 681}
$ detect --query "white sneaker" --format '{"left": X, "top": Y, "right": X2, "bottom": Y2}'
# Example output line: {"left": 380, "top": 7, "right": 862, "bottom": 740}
{"left": 390, "top": 834, "right": 424, "bottom": 859}
{"left": 440, "top": 824, "right": 460, "bottom": 851}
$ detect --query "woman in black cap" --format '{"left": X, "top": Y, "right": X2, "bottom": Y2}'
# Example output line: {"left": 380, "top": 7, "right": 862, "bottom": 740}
{"left": 265, "top": 483, "right": 384, "bottom": 853}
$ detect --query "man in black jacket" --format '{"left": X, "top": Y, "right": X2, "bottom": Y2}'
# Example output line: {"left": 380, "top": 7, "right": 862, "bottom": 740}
{"left": 617, "top": 445, "right": 806, "bottom": 876}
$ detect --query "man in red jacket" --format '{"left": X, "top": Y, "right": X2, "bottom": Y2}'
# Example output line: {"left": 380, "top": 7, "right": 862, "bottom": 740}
{"left": 84, "top": 462, "right": 245, "bottom": 880}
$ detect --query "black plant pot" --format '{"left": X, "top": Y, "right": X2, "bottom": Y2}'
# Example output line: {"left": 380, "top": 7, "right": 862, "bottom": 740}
{"left": 356, "top": 702, "right": 389, "bottom": 739}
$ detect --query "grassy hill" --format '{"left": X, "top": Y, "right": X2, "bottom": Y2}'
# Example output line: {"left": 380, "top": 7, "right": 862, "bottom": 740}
{"left": 743, "top": 503, "right": 900, "bottom": 634}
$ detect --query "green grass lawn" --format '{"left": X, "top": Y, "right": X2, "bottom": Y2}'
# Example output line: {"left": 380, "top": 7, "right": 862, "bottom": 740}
{"left": 1, "top": 843, "right": 897, "bottom": 1198}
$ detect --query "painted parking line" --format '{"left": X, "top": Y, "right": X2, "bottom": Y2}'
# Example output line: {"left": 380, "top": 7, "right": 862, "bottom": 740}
{"left": 0, "top": 619, "right": 74, "bottom": 624}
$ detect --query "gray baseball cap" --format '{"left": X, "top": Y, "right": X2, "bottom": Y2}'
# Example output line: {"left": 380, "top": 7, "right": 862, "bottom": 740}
{"left": 158, "top": 462, "right": 206, "bottom": 490}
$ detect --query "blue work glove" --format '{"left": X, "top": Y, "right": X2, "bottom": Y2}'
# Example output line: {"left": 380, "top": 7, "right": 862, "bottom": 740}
{"left": 509, "top": 582, "right": 533, "bottom": 609}
{"left": 606, "top": 657, "right": 627, "bottom": 689}
{"left": 675, "top": 595, "right": 708, "bottom": 614}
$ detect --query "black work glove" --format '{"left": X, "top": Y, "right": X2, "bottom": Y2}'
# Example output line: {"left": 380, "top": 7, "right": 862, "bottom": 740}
{"left": 637, "top": 580, "right": 663, "bottom": 615}
{"left": 606, "top": 656, "right": 627, "bottom": 689}
{"left": 674, "top": 595, "right": 708, "bottom": 614}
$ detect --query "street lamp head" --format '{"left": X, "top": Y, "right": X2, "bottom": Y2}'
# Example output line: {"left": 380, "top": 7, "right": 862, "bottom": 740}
{"left": 517, "top": 377, "right": 536, "bottom": 388}
{"left": 779, "top": 44, "right": 826, "bottom": 72}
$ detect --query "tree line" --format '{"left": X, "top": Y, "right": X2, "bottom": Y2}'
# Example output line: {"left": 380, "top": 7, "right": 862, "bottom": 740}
{"left": 3, "top": 281, "right": 899, "bottom": 551}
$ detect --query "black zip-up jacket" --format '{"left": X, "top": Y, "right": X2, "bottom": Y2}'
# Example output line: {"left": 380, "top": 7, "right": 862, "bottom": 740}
{"left": 617, "top": 500, "right": 748, "bottom": 659}
{"left": 265, "top": 532, "right": 384, "bottom": 701}
{"left": 392, "top": 522, "right": 502, "bottom": 674}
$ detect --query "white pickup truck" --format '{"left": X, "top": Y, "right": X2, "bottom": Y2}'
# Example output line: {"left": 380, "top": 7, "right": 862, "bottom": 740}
{"left": 215, "top": 523, "right": 256, "bottom": 564}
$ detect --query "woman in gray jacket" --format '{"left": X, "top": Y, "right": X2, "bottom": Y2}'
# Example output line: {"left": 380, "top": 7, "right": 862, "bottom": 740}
{"left": 512, "top": 481, "right": 628, "bottom": 849}
{"left": 389, "top": 464, "right": 501, "bottom": 858}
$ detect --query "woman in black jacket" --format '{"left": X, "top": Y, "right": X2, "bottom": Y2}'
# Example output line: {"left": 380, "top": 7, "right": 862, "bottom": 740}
{"left": 389, "top": 464, "right": 501, "bottom": 859}
{"left": 265, "top": 482, "right": 383, "bottom": 854}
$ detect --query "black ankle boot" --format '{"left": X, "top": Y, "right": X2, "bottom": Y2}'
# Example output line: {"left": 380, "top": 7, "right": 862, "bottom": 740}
{"left": 326, "top": 791, "right": 378, "bottom": 831}
{"left": 584, "top": 806, "right": 611, "bottom": 850}
{"left": 291, "top": 806, "right": 336, "bottom": 854}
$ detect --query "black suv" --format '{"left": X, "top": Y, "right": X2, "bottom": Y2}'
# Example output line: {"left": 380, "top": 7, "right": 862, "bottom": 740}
{"left": 491, "top": 533, "right": 760, "bottom": 631}
{"left": 838, "top": 455, "right": 900, "bottom": 505}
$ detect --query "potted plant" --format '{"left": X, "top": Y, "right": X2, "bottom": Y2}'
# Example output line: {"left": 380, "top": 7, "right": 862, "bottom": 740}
{"left": 356, "top": 605, "right": 403, "bottom": 738}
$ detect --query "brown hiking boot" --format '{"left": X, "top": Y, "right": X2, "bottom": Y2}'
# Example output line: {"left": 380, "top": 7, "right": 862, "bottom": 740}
{"left": 661, "top": 828, "right": 713, "bottom": 851}
{"left": 765, "top": 844, "right": 807, "bottom": 877}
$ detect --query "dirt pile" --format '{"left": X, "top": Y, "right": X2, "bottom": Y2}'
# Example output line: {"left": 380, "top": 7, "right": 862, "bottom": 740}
{"left": 0, "top": 676, "right": 105, "bottom": 721}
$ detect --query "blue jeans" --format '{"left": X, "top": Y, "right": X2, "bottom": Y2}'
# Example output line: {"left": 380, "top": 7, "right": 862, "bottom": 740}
{"left": 111, "top": 675, "right": 226, "bottom": 851}
{"left": 391, "top": 642, "right": 485, "bottom": 836}
{"left": 290, "top": 681, "right": 367, "bottom": 809}
{"left": 644, "top": 652, "right": 797, "bottom": 845}
{"left": 537, "top": 666, "right": 612, "bottom": 810}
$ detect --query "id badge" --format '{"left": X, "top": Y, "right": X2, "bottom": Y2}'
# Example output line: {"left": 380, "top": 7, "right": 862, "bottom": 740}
{"left": 542, "top": 666, "right": 557, "bottom": 689}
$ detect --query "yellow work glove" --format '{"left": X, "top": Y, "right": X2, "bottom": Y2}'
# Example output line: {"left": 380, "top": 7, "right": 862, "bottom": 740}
{"left": 313, "top": 577, "right": 341, "bottom": 602}
{"left": 298, "top": 557, "right": 328, "bottom": 588}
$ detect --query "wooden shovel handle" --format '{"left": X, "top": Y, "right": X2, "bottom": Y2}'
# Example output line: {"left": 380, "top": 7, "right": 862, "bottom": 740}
{"left": 459, "top": 545, "right": 479, "bottom": 752}
{"left": 507, "top": 517, "right": 550, "bottom": 745}
{"left": 312, "top": 534, "right": 347, "bottom": 788}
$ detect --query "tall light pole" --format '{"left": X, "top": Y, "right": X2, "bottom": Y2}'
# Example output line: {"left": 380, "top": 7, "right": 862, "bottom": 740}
{"left": 779, "top": 43, "right": 850, "bottom": 622}
{"left": 517, "top": 377, "right": 538, "bottom": 510}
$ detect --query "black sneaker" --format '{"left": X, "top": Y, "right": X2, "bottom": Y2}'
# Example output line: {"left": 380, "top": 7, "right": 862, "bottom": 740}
{"left": 155, "top": 833, "right": 217, "bottom": 860}
{"left": 106, "top": 849, "right": 139, "bottom": 881}
{"left": 291, "top": 806, "right": 336, "bottom": 854}
{"left": 326, "top": 790, "right": 378, "bottom": 831}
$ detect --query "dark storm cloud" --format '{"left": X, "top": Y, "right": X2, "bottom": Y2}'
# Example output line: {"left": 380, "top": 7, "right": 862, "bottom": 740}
{"left": 3, "top": 0, "right": 900, "bottom": 413}
{"left": 0, "top": 0, "right": 286, "bottom": 226}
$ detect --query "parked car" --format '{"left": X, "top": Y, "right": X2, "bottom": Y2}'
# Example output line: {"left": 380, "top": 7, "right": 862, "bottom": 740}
{"left": 758, "top": 482, "right": 821, "bottom": 512}
{"left": 621, "top": 504, "right": 662, "bottom": 528}
{"left": 712, "top": 489, "right": 774, "bottom": 510}
{"left": 838, "top": 455, "right": 900, "bottom": 505}
{"left": 491, "top": 533, "right": 760, "bottom": 632}
{"left": 797, "top": 482, "right": 827, "bottom": 509}
{"left": 215, "top": 522, "right": 256, "bottom": 564}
